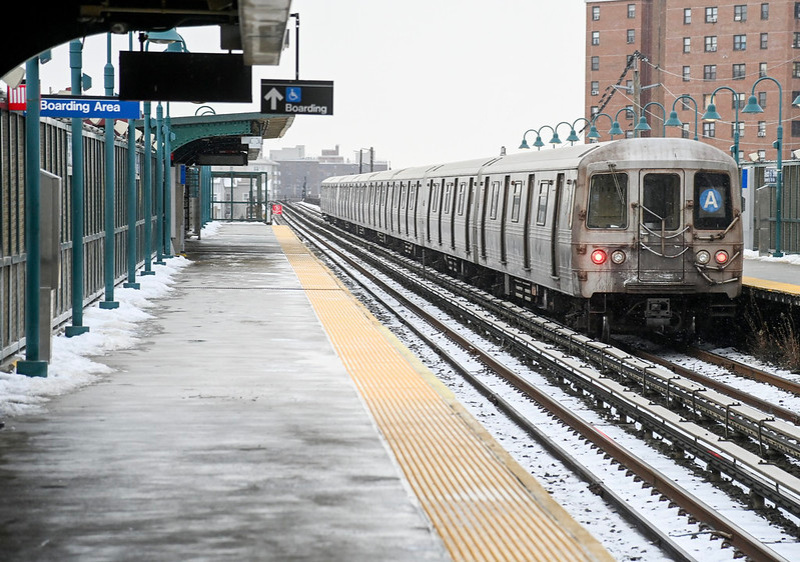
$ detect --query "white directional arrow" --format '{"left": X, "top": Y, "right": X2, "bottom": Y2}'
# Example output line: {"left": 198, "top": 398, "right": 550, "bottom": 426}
{"left": 263, "top": 87, "right": 284, "bottom": 111}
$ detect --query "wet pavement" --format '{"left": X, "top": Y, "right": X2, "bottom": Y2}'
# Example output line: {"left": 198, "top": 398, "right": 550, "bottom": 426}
{"left": 0, "top": 223, "right": 447, "bottom": 561}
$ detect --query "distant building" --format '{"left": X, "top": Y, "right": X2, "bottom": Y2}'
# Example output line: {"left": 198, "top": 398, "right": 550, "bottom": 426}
{"left": 269, "top": 145, "right": 389, "bottom": 200}
{"left": 585, "top": 0, "right": 800, "bottom": 159}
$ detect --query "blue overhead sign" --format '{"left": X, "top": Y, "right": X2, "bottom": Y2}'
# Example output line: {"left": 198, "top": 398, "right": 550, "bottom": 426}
{"left": 40, "top": 96, "right": 141, "bottom": 119}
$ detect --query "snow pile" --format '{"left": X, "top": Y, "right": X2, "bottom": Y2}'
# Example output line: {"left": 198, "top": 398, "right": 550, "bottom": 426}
{"left": 0, "top": 256, "right": 191, "bottom": 418}
{"left": 743, "top": 249, "right": 800, "bottom": 265}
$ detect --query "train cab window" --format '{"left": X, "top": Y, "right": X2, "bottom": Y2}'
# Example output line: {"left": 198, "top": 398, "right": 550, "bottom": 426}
{"left": 510, "top": 181, "right": 523, "bottom": 222}
{"left": 694, "top": 172, "right": 732, "bottom": 229}
{"left": 587, "top": 172, "right": 628, "bottom": 228}
{"left": 642, "top": 173, "right": 681, "bottom": 230}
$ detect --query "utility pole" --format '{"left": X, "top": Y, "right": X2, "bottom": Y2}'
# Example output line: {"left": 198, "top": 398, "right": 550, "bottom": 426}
{"left": 633, "top": 55, "right": 642, "bottom": 137}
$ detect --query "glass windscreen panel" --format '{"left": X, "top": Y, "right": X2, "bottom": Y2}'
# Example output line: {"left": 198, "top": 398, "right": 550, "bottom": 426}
{"left": 588, "top": 172, "right": 628, "bottom": 228}
{"left": 642, "top": 173, "right": 681, "bottom": 230}
{"left": 694, "top": 172, "right": 732, "bottom": 229}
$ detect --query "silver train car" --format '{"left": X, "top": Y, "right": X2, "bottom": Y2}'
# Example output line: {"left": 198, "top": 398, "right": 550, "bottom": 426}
{"left": 320, "top": 138, "right": 743, "bottom": 339}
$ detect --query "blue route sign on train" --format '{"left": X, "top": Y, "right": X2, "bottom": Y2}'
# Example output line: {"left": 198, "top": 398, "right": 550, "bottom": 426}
{"left": 40, "top": 96, "right": 141, "bottom": 119}
{"left": 260, "top": 80, "right": 334, "bottom": 116}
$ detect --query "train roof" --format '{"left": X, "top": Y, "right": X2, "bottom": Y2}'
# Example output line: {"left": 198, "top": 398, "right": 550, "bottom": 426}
{"left": 321, "top": 138, "right": 735, "bottom": 185}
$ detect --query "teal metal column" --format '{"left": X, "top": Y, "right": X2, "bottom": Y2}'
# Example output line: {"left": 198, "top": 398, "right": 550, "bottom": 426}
{"left": 154, "top": 102, "right": 166, "bottom": 265}
{"left": 163, "top": 103, "right": 173, "bottom": 257}
{"left": 123, "top": 34, "right": 140, "bottom": 289}
{"left": 65, "top": 40, "right": 90, "bottom": 338}
{"left": 17, "top": 56, "right": 47, "bottom": 377}
{"left": 141, "top": 102, "right": 155, "bottom": 276}
{"left": 100, "top": 34, "right": 119, "bottom": 309}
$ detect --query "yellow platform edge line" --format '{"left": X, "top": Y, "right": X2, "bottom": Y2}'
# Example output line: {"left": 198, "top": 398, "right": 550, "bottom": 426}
{"left": 743, "top": 275, "right": 800, "bottom": 296}
{"left": 273, "top": 225, "right": 613, "bottom": 562}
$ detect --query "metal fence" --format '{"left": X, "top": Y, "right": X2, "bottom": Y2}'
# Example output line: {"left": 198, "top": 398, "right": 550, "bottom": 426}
{"left": 747, "top": 161, "right": 800, "bottom": 254}
{"left": 1, "top": 108, "right": 157, "bottom": 365}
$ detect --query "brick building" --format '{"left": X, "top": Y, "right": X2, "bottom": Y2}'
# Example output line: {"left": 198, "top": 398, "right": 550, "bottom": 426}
{"left": 585, "top": 0, "right": 800, "bottom": 160}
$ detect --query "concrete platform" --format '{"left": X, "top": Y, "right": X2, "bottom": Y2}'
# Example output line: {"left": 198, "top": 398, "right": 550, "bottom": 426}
{"left": 0, "top": 223, "right": 447, "bottom": 561}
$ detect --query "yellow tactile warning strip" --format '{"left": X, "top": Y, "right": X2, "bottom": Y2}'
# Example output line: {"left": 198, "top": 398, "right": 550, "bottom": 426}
{"left": 743, "top": 276, "right": 800, "bottom": 296}
{"left": 273, "top": 226, "right": 613, "bottom": 562}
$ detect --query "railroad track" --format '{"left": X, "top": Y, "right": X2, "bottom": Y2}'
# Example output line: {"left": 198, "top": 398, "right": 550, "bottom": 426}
{"left": 283, "top": 203, "right": 799, "bottom": 562}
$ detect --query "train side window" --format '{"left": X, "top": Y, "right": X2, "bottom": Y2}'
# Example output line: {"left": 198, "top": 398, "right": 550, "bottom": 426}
{"left": 457, "top": 182, "right": 466, "bottom": 215}
{"left": 489, "top": 181, "right": 501, "bottom": 219}
{"left": 694, "top": 172, "right": 732, "bottom": 229}
{"left": 444, "top": 181, "right": 453, "bottom": 214}
{"left": 510, "top": 181, "right": 523, "bottom": 222}
{"left": 536, "top": 181, "right": 549, "bottom": 225}
{"left": 642, "top": 173, "right": 681, "bottom": 230}
{"left": 431, "top": 182, "right": 441, "bottom": 212}
{"left": 587, "top": 172, "right": 628, "bottom": 228}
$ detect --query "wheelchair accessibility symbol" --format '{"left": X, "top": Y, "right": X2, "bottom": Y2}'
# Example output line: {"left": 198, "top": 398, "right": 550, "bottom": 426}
{"left": 286, "top": 87, "right": 302, "bottom": 103}
{"left": 699, "top": 188, "right": 722, "bottom": 213}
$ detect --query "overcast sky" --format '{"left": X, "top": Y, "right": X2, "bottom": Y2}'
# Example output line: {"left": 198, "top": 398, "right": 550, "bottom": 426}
{"left": 33, "top": 0, "right": 586, "bottom": 169}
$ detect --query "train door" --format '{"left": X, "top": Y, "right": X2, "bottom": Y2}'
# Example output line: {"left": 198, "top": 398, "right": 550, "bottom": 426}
{"left": 523, "top": 174, "right": 535, "bottom": 269}
{"left": 638, "top": 171, "right": 685, "bottom": 281}
{"left": 500, "top": 176, "right": 510, "bottom": 263}
{"left": 550, "top": 173, "right": 564, "bottom": 277}
{"left": 410, "top": 181, "right": 419, "bottom": 239}
{"left": 465, "top": 178, "right": 474, "bottom": 255}
{"left": 480, "top": 177, "right": 490, "bottom": 258}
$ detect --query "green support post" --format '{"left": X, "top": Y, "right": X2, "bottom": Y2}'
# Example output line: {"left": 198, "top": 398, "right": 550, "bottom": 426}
{"left": 66, "top": 40, "right": 90, "bottom": 337}
{"left": 141, "top": 102, "right": 155, "bottom": 275}
{"left": 17, "top": 56, "right": 47, "bottom": 377}
{"left": 123, "top": 34, "right": 141, "bottom": 290}
{"left": 163, "top": 104, "right": 173, "bottom": 257}
{"left": 154, "top": 102, "right": 166, "bottom": 265}
{"left": 100, "top": 34, "right": 119, "bottom": 309}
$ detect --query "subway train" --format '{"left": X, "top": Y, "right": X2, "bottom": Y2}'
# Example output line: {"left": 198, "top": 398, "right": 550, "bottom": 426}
{"left": 320, "top": 138, "right": 743, "bottom": 340}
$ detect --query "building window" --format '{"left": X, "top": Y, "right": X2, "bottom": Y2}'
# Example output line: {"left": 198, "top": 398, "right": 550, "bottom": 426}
{"left": 703, "top": 94, "right": 713, "bottom": 110}
{"left": 732, "top": 93, "right": 745, "bottom": 109}
{"left": 794, "top": 62, "right": 800, "bottom": 77}
{"left": 796, "top": 2, "right": 800, "bottom": 18}
{"left": 706, "top": 7, "right": 718, "bottom": 23}
{"left": 704, "top": 64, "right": 717, "bottom": 80}
{"left": 760, "top": 62, "right": 768, "bottom": 77}
{"left": 731, "top": 122, "right": 744, "bottom": 137}
{"left": 794, "top": 32, "right": 800, "bottom": 48}
{"left": 682, "top": 123, "right": 690, "bottom": 138}
{"left": 591, "top": 81, "right": 599, "bottom": 95}
{"left": 591, "top": 56, "right": 599, "bottom": 71}
{"left": 684, "top": 8, "right": 692, "bottom": 24}
{"left": 628, "top": 4, "right": 635, "bottom": 18}
{"left": 734, "top": 35, "right": 746, "bottom": 51}
{"left": 733, "top": 64, "right": 746, "bottom": 79}
{"left": 684, "top": 37, "right": 691, "bottom": 52}
{"left": 705, "top": 36, "right": 717, "bottom": 52}
{"left": 759, "top": 91, "right": 767, "bottom": 108}
{"left": 758, "top": 121, "right": 767, "bottom": 137}
{"left": 761, "top": 33, "right": 768, "bottom": 49}
{"left": 592, "top": 31, "right": 600, "bottom": 45}
{"left": 626, "top": 79, "right": 633, "bottom": 92}
{"left": 703, "top": 122, "right": 716, "bottom": 138}
{"left": 682, "top": 95, "right": 693, "bottom": 110}
{"left": 592, "top": 6, "right": 600, "bottom": 20}
{"left": 734, "top": 5, "right": 747, "bottom": 21}
{"left": 591, "top": 106, "right": 599, "bottom": 117}
{"left": 792, "top": 121, "right": 800, "bottom": 138}
{"left": 627, "top": 29, "right": 635, "bottom": 44}
{"left": 683, "top": 66, "right": 691, "bottom": 81}
{"left": 761, "top": 3, "right": 769, "bottom": 20}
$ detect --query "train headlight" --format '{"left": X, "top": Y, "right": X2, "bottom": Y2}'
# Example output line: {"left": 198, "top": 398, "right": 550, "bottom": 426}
{"left": 714, "top": 250, "right": 729, "bottom": 265}
{"left": 696, "top": 250, "right": 711, "bottom": 265}
{"left": 611, "top": 250, "right": 626, "bottom": 264}
{"left": 591, "top": 249, "right": 607, "bottom": 265}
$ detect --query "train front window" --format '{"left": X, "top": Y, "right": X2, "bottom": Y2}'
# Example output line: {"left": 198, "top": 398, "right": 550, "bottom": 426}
{"left": 588, "top": 172, "right": 628, "bottom": 228}
{"left": 694, "top": 172, "right": 732, "bottom": 229}
{"left": 642, "top": 173, "right": 680, "bottom": 230}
